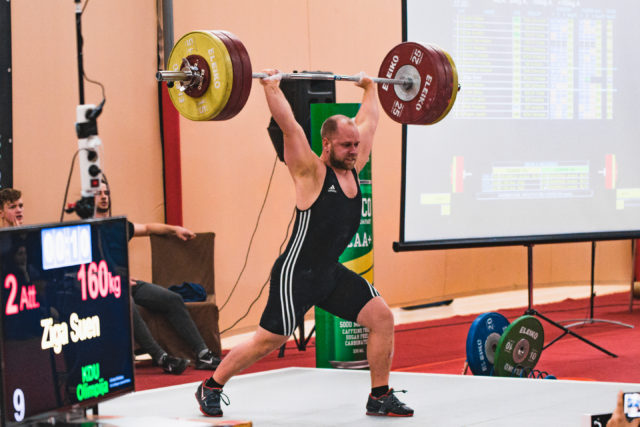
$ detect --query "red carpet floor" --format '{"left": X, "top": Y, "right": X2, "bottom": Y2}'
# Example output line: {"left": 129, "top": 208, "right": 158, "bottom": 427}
{"left": 134, "top": 292, "right": 640, "bottom": 391}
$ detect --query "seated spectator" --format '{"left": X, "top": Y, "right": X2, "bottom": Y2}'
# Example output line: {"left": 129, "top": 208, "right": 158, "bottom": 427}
{"left": 93, "top": 182, "right": 220, "bottom": 374}
{"left": 0, "top": 188, "right": 24, "bottom": 227}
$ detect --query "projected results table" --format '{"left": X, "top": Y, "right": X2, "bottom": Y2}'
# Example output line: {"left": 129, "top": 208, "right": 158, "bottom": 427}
{"left": 453, "top": 4, "right": 614, "bottom": 119}
{"left": 478, "top": 161, "right": 592, "bottom": 200}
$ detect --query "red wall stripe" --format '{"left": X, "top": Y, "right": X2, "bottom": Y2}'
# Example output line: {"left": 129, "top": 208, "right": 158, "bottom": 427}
{"left": 161, "top": 84, "right": 183, "bottom": 226}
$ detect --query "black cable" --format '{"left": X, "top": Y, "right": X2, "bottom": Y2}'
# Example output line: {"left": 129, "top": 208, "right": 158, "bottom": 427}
{"left": 81, "top": 0, "right": 90, "bottom": 14}
{"left": 219, "top": 155, "right": 279, "bottom": 312}
{"left": 59, "top": 149, "right": 82, "bottom": 222}
{"left": 84, "top": 75, "right": 106, "bottom": 105}
{"left": 79, "top": 0, "right": 107, "bottom": 107}
{"left": 220, "top": 206, "right": 296, "bottom": 335}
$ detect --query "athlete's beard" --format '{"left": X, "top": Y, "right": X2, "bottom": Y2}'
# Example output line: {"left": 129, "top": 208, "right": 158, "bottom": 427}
{"left": 329, "top": 147, "right": 356, "bottom": 170}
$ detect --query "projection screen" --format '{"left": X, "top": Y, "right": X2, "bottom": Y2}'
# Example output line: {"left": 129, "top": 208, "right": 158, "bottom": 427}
{"left": 396, "top": 0, "right": 640, "bottom": 250}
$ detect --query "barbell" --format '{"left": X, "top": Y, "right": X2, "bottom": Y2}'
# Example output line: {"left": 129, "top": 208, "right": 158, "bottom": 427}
{"left": 156, "top": 30, "right": 459, "bottom": 125}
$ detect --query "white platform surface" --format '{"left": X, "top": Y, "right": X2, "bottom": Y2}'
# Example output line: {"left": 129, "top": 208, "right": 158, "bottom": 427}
{"left": 97, "top": 367, "right": 636, "bottom": 426}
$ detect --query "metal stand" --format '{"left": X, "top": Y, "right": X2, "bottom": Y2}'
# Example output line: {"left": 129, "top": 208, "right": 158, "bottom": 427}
{"left": 522, "top": 243, "right": 617, "bottom": 357}
{"left": 560, "top": 241, "right": 633, "bottom": 329}
{"left": 278, "top": 322, "right": 315, "bottom": 358}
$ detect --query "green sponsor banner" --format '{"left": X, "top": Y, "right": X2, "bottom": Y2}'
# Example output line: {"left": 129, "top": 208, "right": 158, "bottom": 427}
{"left": 310, "top": 103, "right": 374, "bottom": 369}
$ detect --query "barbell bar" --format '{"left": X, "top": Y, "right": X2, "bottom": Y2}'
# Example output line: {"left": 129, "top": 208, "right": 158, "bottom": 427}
{"left": 157, "top": 69, "right": 414, "bottom": 89}
{"left": 158, "top": 30, "right": 459, "bottom": 124}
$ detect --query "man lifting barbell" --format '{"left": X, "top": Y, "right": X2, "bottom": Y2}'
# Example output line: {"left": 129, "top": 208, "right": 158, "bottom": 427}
{"left": 194, "top": 69, "right": 414, "bottom": 418}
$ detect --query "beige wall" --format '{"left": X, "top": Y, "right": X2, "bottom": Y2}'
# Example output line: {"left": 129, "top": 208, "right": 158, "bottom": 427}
{"left": 11, "top": 0, "right": 164, "bottom": 276}
{"left": 11, "top": 1, "right": 633, "bottom": 338}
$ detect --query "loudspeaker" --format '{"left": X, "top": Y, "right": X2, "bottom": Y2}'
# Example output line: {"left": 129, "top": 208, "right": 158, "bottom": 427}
{"left": 267, "top": 71, "right": 336, "bottom": 162}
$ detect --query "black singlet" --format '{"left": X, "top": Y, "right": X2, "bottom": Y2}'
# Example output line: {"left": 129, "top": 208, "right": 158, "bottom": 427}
{"left": 260, "top": 165, "right": 380, "bottom": 336}
{"left": 285, "top": 166, "right": 361, "bottom": 266}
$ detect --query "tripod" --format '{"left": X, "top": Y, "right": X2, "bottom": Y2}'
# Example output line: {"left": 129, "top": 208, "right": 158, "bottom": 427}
{"left": 522, "top": 243, "right": 617, "bottom": 357}
{"left": 278, "top": 321, "right": 315, "bottom": 358}
{"left": 560, "top": 241, "right": 633, "bottom": 330}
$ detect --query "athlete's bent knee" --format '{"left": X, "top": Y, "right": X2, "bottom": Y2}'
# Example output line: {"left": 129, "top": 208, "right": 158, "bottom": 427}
{"left": 252, "top": 329, "right": 288, "bottom": 355}
{"left": 373, "top": 306, "right": 394, "bottom": 334}
{"left": 358, "top": 298, "right": 394, "bottom": 334}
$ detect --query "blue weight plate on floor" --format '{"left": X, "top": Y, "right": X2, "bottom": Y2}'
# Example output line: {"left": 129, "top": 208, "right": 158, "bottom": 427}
{"left": 466, "top": 312, "right": 510, "bottom": 376}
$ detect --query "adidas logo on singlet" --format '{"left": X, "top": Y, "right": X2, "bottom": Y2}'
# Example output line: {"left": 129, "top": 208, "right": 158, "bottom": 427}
{"left": 328, "top": 185, "right": 337, "bottom": 193}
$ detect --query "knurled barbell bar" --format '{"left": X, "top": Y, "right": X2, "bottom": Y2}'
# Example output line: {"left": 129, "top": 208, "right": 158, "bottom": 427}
{"left": 156, "top": 30, "right": 459, "bottom": 124}
{"left": 158, "top": 70, "right": 414, "bottom": 89}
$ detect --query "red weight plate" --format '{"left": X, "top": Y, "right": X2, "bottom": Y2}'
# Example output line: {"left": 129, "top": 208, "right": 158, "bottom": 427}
{"left": 220, "top": 30, "right": 253, "bottom": 120}
{"left": 438, "top": 48, "right": 456, "bottom": 123}
{"left": 183, "top": 54, "right": 211, "bottom": 98}
{"left": 377, "top": 42, "right": 443, "bottom": 124}
{"left": 430, "top": 45, "right": 454, "bottom": 123}
{"left": 434, "top": 45, "right": 458, "bottom": 124}
{"left": 209, "top": 31, "right": 237, "bottom": 120}
{"left": 442, "top": 49, "right": 460, "bottom": 119}
{"left": 426, "top": 44, "right": 454, "bottom": 125}
{"left": 420, "top": 44, "right": 449, "bottom": 125}
{"left": 209, "top": 31, "right": 242, "bottom": 121}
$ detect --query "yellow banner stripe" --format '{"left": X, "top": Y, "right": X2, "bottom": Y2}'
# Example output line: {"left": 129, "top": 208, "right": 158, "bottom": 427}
{"left": 342, "top": 250, "right": 373, "bottom": 278}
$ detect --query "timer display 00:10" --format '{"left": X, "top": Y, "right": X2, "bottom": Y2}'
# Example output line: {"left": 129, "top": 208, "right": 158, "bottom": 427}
{"left": 41, "top": 224, "right": 92, "bottom": 270}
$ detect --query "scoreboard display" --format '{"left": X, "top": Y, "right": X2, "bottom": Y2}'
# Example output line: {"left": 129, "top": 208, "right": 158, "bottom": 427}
{"left": 0, "top": 217, "right": 134, "bottom": 425}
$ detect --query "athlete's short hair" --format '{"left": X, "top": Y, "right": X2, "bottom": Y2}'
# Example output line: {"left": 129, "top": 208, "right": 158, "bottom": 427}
{"left": 320, "top": 115, "right": 355, "bottom": 140}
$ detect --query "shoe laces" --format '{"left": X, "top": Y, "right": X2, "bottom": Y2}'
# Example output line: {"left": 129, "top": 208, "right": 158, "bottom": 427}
{"left": 204, "top": 386, "right": 230, "bottom": 407}
{"left": 198, "top": 351, "right": 214, "bottom": 363}
{"left": 382, "top": 389, "right": 408, "bottom": 408}
{"left": 219, "top": 391, "right": 230, "bottom": 406}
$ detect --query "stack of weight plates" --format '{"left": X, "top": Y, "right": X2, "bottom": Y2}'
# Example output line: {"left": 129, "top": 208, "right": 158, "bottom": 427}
{"left": 166, "top": 30, "right": 252, "bottom": 121}
{"left": 377, "top": 41, "right": 458, "bottom": 125}
{"left": 465, "top": 312, "right": 545, "bottom": 378}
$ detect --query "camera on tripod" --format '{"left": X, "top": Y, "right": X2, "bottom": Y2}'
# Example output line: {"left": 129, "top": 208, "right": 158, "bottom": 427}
{"left": 65, "top": 197, "right": 95, "bottom": 219}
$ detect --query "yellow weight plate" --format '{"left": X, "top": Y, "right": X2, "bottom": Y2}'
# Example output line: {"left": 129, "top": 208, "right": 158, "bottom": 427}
{"left": 167, "top": 31, "right": 233, "bottom": 121}
{"left": 431, "top": 49, "right": 459, "bottom": 124}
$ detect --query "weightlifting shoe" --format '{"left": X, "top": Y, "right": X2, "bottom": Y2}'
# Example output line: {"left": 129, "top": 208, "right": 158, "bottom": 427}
{"left": 195, "top": 350, "right": 221, "bottom": 370}
{"left": 159, "top": 354, "right": 189, "bottom": 375}
{"left": 366, "top": 388, "right": 414, "bottom": 417}
{"left": 195, "top": 381, "right": 229, "bottom": 417}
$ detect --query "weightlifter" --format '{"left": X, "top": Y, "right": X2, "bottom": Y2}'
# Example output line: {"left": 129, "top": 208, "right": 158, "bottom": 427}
{"left": 195, "top": 70, "right": 414, "bottom": 418}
